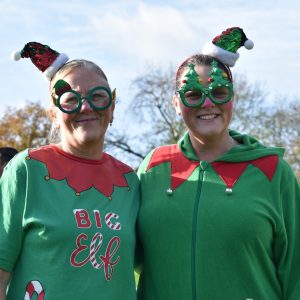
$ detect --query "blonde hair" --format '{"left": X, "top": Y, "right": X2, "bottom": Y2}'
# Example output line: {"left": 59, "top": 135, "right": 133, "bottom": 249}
{"left": 47, "top": 59, "right": 110, "bottom": 143}
{"left": 50, "top": 59, "right": 109, "bottom": 93}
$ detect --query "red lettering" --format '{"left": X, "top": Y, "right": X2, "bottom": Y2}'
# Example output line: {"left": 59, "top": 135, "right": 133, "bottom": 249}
{"left": 70, "top": 233, "right": 90, "bottom": 267}
{"left": 100, "top": 237, "right": 121, "bottom": 281}
{"left": 93, "top": 210, "right": 102, "bottom": 228}
{"left": 70, "top": 233, "right": 121, "bottom": 281}
{"left": 105, "top": 213, "right": 121, "bottom": 230}
{"left": 74, "top": 209, "right": 91, "bottom": 228}
{"left": 73, "top": 209, "right": 121, "bottom": 230}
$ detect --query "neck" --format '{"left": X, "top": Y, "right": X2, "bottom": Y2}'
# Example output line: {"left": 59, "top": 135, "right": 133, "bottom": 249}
{"left": 59, "top": 140, "right": 104, "bottom": 160}
{"left": 189, "top": 132, "right": 235, "bottom": 162}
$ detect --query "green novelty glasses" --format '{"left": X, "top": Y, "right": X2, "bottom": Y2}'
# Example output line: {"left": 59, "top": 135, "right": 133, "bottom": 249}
{"left": 55, "top": 86, "right": 115, "bottom": 114}
{"left": 177, "top": 61, "right": 233, "bottom": 108}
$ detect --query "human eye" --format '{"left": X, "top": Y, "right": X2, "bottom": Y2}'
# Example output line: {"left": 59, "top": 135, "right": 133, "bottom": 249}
{"left": 59, "top": 92, "right": 79, "bottom": 110}
{"left": 211, "top": 87, "right": 230, "bottom": 101}
{"left": 184, "top": 90, "right": 202, "bottom": 103}
{"left": 90, "top": 89, "right": 111, "bottom": 108}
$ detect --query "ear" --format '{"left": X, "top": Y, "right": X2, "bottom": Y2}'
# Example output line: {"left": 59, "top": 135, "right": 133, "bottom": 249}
{"left": 111, "top": 98, "right": 116, "bottom": 115}
{"left": 111, "top": 88, "right": 116, "bottom": 101}
{"left": 110, "top": 89, "right": 116, "bottom": 117}
{"left": 172, "top": 94, "right": 182, "bottom": 115}
{"left": 47, "top": 106, "right": 60, "bottom": 128}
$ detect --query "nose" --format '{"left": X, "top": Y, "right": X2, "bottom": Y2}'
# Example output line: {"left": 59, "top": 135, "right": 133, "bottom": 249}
{"left": 80, "top": 97, "right": 93, "bottom": 112}
{"left": 201, "top": 97, "right": 215, "bottom": 108}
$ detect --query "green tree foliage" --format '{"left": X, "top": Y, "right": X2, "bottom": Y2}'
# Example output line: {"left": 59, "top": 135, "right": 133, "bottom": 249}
{"left": 0, "top": 101, "right": 51, "bottom": 151}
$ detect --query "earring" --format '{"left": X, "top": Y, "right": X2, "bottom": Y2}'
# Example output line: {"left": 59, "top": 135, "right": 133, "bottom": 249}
{"left": 109, "top": 117, "right": 114, "bottom": 126}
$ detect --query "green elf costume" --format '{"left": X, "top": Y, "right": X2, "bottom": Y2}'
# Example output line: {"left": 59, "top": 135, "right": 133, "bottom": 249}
{"left": 0, "top": 146, "right": 140, "bottom": 300}
{"left": 137, "top": 28, "right": 300, "bottom": 300}
{"left": 0, "top": 42, "right": 140, "bottom": 299}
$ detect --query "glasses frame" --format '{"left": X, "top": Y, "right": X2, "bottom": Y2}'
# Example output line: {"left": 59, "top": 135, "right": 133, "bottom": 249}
{"left": 177, "top": 84, "right": 233, "bottom": 108}
{"left": 55, "top": 86, "right": 115, "bottom": 114}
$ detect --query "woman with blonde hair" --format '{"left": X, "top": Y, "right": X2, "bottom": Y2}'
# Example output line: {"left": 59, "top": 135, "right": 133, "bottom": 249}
{"left": 0, "top": 42, "right": 139, "bottom": 299}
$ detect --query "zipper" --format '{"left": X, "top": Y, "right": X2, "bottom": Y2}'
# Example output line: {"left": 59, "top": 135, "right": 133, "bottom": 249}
{"left": 191, "top": 165, "right": 204, "bottom": 300}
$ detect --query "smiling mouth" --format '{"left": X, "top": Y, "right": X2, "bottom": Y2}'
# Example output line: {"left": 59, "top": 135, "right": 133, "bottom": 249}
{"left": 197, "top": 114, "right": 219, "bottom": 120}
{"left": 75, "top": 118, "right": 99, "bottom": 123}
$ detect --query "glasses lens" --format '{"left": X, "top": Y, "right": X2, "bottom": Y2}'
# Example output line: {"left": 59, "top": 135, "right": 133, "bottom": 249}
{"left": 90, "top": 88, "right": 111, "bottom": 109}
{"left": 184, "top": 90, "right": 203, "bottom": 106}
{"left": 59, "top": 91, "right": 80, "bottom": 112}
{"left": 211, "top": 86, "right": 230, "bottom": 102}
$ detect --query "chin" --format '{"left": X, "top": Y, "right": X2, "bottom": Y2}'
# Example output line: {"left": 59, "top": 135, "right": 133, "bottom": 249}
{"left": 194, "top": 126, "right": 222, "bottom": 135}
{"left": 192, "top": 127, "right": 226, "bottom": 140}
{"left": 76, "top": 132, "right": 102, "bottom": 144}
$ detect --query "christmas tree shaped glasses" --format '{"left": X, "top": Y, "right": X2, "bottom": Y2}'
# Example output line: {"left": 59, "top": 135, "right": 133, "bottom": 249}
{"left": 177, "top": 60, "right": 233, "bottom": 108}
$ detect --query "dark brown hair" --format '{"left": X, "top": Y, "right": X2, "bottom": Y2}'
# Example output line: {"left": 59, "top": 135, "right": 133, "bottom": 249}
{"left": 0, "top": 147, "right": 18, "bottom": 164}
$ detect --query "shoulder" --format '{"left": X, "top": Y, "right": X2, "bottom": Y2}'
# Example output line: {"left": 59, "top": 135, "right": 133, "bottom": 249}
{"left": 260, "top": 155, "right": 300, "bottom": 197}
{"left": 28, "top": 144, "right": 59, "bottom": 160}
{"left": 138, "top": 144, "right": 179, "bottom": 176}
{"left": 146, "top": 144, "right": 180, "bottom": 160}
{"left": 0, "top": 149, "right": 31, "bottom": 182}
{"left": 3, "top": 148, "right": 30, "bottom": 169}
{"left": 275, "top": 156, "right": 299, "bottom": 182}
{"left": 104, "top": 152, "right": 135, "bottom": 173}
{"left": 103, "top": 153, "right": 140, "bottom": 185}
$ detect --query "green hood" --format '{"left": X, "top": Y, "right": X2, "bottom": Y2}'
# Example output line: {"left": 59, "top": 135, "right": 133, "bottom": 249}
{"left": 179, "top": 129, "right": 285, "bottom": 162}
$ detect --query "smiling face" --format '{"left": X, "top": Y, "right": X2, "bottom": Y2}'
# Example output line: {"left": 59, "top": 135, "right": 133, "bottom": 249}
{"left": 173, "top": 63, "right": 233, "bottom": 142}
{"left": 49, "top": 66, "right": 114, "bottom": 153}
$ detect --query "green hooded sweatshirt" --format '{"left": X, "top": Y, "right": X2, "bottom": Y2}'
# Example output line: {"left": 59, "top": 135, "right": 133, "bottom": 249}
{"left": 137, "top": 130, "right": 300, "bottom": 300}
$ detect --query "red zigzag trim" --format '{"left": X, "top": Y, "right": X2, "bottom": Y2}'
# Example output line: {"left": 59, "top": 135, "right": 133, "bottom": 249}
{"left": 146, "top": 145, "right": 279, "bottom": 191}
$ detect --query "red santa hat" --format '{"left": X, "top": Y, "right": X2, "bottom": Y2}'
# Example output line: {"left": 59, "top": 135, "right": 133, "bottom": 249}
{"left": 11, "top": 42, "right": 69, "bottom": 81}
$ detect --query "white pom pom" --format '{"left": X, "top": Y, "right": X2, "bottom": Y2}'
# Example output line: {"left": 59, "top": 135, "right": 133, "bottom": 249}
{"left": 11, "top": 50, "right": 22, "bottom": 61}
{"left": 244, "top": 39, "right": 254, "bottom": 50}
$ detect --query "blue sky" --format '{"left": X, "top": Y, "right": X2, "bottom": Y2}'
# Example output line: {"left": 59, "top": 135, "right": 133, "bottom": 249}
{"left": 1, "top": 0, "right": 300, "bottom": 121}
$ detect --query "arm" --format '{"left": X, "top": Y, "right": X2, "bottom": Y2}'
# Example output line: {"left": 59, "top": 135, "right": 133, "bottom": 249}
{"left": 0, "top": 152, "right": 26, "bottom": 297}
{"left": 135, "top": 151, "right": 154, "bottom": 274}
{"left": 0, "top": 269, "right": 10, "bottom": 300}
{"left": 273, "top": 162, "right": 300, "bottom": 299}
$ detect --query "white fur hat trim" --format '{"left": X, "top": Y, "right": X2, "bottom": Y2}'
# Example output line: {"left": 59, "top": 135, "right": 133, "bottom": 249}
{"left": 43, "top": 53, "right": 69, "bottom": 81}
{"left": 202, "top": 42, "right": 239, "bottom": 67}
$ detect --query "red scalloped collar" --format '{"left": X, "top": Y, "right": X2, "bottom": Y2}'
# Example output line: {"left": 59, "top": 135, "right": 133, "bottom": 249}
{"left": 146, "top": 145, "right": 278, "bottom": 191}
{"left": 29, "top": 145, "right": 132, "bottom": 198}
{"left": 146, "top": 145, "right": 199, "bottom": 190}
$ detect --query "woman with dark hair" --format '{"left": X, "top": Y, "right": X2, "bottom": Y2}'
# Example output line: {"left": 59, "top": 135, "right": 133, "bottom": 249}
{"left": 137, "top": 27, "right": 300, "bottom": 300}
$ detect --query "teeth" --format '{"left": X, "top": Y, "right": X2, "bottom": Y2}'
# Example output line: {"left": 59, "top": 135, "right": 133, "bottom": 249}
{"left": 198, "top": 114, "right": 217, "bottom": 120}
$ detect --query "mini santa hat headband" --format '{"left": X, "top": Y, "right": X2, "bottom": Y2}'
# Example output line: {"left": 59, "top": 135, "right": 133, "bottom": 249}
{"left": 175, "top": 27, "right": 253, "bottom": 82}
{"left": 11, "top": 42, "right": 69, "bottom": 81}
{"left": 202, "top": 26, "right": 254, "bottom": 67}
